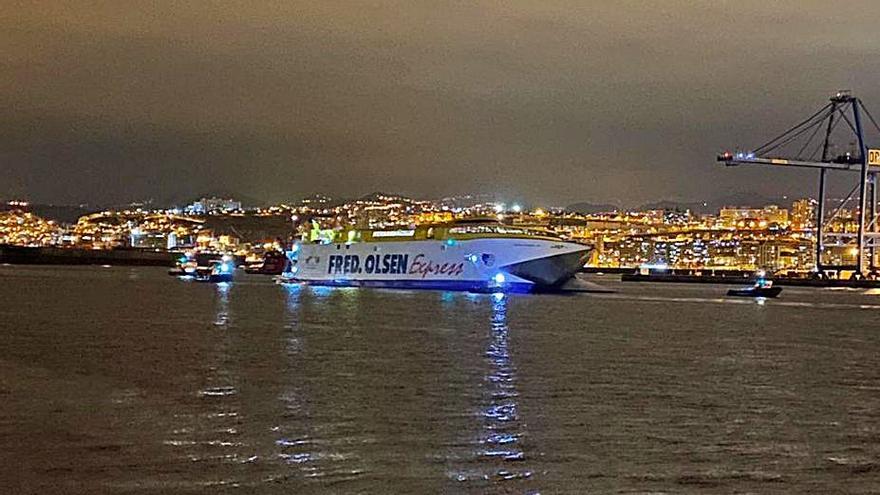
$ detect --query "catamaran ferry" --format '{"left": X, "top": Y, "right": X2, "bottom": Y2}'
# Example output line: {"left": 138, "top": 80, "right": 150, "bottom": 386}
{"left": 280, "top": 219, "right": 591, "bottom": 292}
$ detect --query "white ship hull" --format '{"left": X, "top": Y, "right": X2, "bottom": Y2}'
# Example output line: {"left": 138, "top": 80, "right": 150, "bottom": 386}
{"left": 284, "top": 237, "right": 591, "bottom": 292}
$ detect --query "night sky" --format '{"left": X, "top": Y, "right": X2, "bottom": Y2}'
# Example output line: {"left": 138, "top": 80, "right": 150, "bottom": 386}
{"left": 3, "top": 1, "right": 880, "bottom": 207}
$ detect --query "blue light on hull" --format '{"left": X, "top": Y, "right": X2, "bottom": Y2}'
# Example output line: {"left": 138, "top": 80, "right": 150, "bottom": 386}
{"left": 289, "top": 278, "right": 536, "bottom": 293}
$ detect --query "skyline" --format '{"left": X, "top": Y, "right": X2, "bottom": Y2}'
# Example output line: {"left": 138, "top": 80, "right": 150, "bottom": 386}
{"left": 0, "top": 188, "right": 839, "bottom": 214}
{"left": 4, "top": 2, "right": 880, "bottom": 206}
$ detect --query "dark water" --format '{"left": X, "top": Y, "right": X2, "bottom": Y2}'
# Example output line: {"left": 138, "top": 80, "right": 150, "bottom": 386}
{"left": 3, "top": 266, "right": 880, "bottom": 493}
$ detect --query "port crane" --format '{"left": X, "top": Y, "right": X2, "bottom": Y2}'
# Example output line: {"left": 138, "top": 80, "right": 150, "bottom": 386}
{"left": 718, "top": 91, "right": 880, "bottom": 278}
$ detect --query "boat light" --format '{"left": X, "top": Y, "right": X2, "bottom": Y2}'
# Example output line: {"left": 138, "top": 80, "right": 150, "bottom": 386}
{"left": 493, "top": 272, "right": 506, "bottom": 285}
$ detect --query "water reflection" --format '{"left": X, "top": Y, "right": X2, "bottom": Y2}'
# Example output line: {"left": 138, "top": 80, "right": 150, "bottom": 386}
{"left": 164, "top": 280, "right": 243, "bottom": 476}
{"left": 454, "top": 293, "right": 533, "bottom": 485}
{"left": 214, "top": 282, "right": 230, "bottom": 327}
{"left": 441, "top": 290, "right": 455, "bottom": 306}
{"left": 274, "top": 282, "right": 314, "bottom": 480}
{"left": 282, "top": 283, "right": 304, "bottom": 355}
{"left": 308, "top": 285, "right": 334, "bottom": 298}
{"left": 274, "top": 282, "right": 367, "bottom": 484}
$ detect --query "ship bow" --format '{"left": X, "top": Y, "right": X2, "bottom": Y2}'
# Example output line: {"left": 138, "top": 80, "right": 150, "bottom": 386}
{"left": 504, "top": 248, "right": 590, "bottom": 287}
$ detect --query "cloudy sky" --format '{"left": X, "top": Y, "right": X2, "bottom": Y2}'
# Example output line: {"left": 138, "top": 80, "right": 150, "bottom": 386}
{"left": 3, "top": 1, "right": 880, "bottom": 207}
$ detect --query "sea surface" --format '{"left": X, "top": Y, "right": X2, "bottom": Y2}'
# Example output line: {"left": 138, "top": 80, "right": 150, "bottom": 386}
{"left": 2, "top": 265, "right": 880, "bottom": 494}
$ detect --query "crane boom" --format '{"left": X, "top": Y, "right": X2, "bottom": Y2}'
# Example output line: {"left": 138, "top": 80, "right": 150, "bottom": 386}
{"left": 717, "top": 153, "right": 880, "bottom": 172}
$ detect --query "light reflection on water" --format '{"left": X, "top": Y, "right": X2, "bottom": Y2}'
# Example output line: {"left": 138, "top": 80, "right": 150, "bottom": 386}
{"left": 275, "top": 283, "right": 368, "bottom": 484}
{"left": 165, "top": 280, "right": 244, "bottom": 471}
{"left": 276, "top": 281, "right": 314, "bottom": 479}
{"left": 451, "top": 292, "right": 534, "bottom": 485}
{"left": 213, "top": 282, "right": 230, "bottom": 327}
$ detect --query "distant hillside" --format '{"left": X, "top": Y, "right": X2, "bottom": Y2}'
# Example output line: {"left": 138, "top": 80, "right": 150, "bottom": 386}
{"left": 639, "top": 192, "right": 788, "bottom": 214}
{"left": 158, "top": 190, "right": 267, "bottom": 209}
{"left": 637, "top": 200, "right": 712, "bottom": 214}
{"left": 565, "top": 202, "right": 621, "bottom": 214}
{"left": 203, "top": 215, "right": 294, "bottom": 243}
{"left": 0, "top": 204, "right": 95, "bottom": 224}
{"left": 357, "top": 191, "right": 415, "bottom": 202}
{"left": 713, "top": 192, "right": 787, "bottom": 208}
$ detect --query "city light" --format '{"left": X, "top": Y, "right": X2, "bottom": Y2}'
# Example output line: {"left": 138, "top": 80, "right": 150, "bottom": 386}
{"left": 0, "top": 194, "right": 842, "bottom": 274}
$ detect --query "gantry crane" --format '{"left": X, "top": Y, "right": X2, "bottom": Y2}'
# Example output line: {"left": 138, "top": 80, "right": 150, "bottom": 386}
{"left": 717, "top": 91, "right": 880, "bottom": 278}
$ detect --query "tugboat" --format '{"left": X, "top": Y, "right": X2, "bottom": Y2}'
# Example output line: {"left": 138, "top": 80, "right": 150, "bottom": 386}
{"left": 727, "top": 272, "right": 782, "bottom": 298}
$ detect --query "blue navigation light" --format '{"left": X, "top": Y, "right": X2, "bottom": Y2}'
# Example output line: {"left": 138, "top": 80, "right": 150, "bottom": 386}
{"left": 493, "top": 272, "right": 506, "bottom": 285}
{"left": 446, "top": 239, "right": 457, "bottom": 246}
{"left": 467, "top": 254, "right": 479, "bottom": 263}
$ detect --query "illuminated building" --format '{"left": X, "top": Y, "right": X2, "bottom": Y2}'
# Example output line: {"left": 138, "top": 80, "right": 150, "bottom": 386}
{"left": 790, "top": 199, "right": 816, "bottom": 231}
{"left": 185, "top": 197, "right": 243, "bottom": 215}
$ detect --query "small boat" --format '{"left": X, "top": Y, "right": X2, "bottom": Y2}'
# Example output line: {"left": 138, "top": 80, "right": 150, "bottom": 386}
{"left": 727, "top": 278, "right": 782, "bottom": 298}
{"left": 171, "top": 253, "right": 235, "bottom": 283}
{"left": 194, "top": 259, "right": 235, "bottom": 283}
{"left": 244, "top": 250, "right": 287, "bottom": 275}
{"left": 168, "top": 254, "right": 198, "bottom": 277}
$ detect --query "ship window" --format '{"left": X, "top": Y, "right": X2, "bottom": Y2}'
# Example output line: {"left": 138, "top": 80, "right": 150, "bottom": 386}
{"left": 448, "top": 225, "right": 531, "bottom": 235}
{"left": 373, "top": 229, "right": 415, "bottom": 238}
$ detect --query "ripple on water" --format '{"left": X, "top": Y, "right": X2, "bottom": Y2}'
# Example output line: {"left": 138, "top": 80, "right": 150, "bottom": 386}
{"left": 6, "top": 268, "right": 880, "bottom": 492}
{"left": 198, "top": 386, "right": 238, "bottom": 397}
